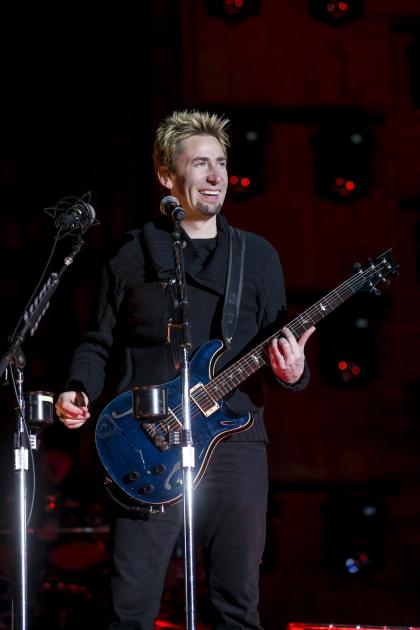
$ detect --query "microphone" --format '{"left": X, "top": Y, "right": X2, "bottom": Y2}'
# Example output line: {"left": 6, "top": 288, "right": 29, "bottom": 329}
{"left": 45, "top": 194, "right": 99, "bottom": 236}
{"left": 160, "top": 196, "right": 185, "bottom": 221}
{"left": 55, "top": 200, "right": 96, "bottom": 232}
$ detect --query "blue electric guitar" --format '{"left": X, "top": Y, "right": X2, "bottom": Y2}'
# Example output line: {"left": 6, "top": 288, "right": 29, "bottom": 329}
{"left": 96, "top": 250, "right": 398, "bottom": 511}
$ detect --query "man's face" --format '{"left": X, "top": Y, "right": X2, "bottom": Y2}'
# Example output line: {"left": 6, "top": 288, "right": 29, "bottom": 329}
{"left": 161, "top": 135, "right": 228, "bottom": 220}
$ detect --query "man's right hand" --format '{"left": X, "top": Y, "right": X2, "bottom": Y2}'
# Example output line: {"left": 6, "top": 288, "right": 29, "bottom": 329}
{"left": 55, "top": 391, "right": 90, "bottom": 429}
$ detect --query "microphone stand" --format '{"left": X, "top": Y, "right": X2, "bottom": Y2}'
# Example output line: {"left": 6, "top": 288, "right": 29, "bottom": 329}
{"left": 0, "top": 235, "right": 85, "bottom": 630}
{"left": 170, "top": 221, "right": 196, "bottom": 630}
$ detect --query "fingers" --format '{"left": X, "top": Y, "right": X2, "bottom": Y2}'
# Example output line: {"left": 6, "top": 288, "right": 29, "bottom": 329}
{"left": 269, "top": 325, "right": 316, "bottom": 384}
{"left": 273, "top": 327, "right": 301, "bottom": 362}
{"left": 282, "top": 325, "right": 316, "bottom": 351}
{"left": 298, "top": 325, "right": 316, "bottom": 348}
{"left": 281, "top": 327, "right": 298, "bottom": 356}
{"left": 269, "top": 335, "right": 302, "bottom": 383}
{"left": 269, "top": 341, "right": 285, "bottom": 368}
{"left": 61, "top": 417, "right": 88, "bottom": 430}
{"left": 55, "top": 391, "right": 90, "bottom": 429}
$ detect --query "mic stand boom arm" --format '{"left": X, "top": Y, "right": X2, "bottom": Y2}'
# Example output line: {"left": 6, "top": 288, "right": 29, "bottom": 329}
{"left": 0, "top": 235, "right": 85, "bottom": 380}
{"left": 171, "top": 222, "right": 196, "bottom": 630}
{"left": 0, "top": 234, "right": 84, "bottom": 630}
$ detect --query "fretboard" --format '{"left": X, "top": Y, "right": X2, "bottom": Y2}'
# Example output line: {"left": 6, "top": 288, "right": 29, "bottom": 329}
{"left": 204, "top": 256, "right": 389, "bottom": 401}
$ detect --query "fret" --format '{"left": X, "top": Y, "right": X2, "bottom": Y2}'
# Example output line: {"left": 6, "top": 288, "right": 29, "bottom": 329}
{"left": 288, "top": 282, "right": 355, "bottom": 339}
{"left": 207, "top": 348, "right": 267, "bottom": 400}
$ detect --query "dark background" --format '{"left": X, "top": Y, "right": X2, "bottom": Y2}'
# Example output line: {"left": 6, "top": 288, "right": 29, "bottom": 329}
{"left": 1, "top": 1, "right": 420, "bottom": 628}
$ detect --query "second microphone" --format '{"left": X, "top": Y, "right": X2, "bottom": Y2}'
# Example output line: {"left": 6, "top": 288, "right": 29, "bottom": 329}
{"left": 160, "top": 196, "right": 185, "bottom": 222}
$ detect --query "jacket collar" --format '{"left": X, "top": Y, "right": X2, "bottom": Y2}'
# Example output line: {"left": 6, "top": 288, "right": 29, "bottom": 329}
{"left": 142, "top": 214, "right": 230, "bottom": 295}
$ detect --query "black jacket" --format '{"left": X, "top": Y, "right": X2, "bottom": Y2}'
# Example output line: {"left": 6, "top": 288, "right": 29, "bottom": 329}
{"left": 67, "top": 214, "right": 308, "bottom": 442}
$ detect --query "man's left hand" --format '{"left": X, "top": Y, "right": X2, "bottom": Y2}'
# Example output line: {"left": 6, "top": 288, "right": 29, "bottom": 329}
{"left": 269, "top": 326, "right": 315, "bottom": 384}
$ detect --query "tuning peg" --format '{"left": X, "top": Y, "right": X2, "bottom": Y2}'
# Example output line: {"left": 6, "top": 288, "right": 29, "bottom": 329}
{"left": 352, "top": 262, "right": 362, "bottom": 273}
{"left": 372, "top": 287, "right": 381, "bottom": 296}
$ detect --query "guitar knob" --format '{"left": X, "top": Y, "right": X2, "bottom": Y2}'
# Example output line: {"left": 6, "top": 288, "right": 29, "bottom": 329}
{"left": 152, "top": 464, "right": 166, "bottom": 475}
{"left": 139, "top": 484, "right": 154, "bottom": 495}
{"left": 124, "top": 471, "right": 140, "bottom": 483}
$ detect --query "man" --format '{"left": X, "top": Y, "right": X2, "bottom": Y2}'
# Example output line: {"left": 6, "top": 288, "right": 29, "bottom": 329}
{"left": 56, "top": 110, "right": 315, "bottom": 630}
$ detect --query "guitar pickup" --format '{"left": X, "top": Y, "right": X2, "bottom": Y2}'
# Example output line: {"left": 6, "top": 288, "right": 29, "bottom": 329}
{"left": 190, "top": 383, "right": 220, "bottom": 417}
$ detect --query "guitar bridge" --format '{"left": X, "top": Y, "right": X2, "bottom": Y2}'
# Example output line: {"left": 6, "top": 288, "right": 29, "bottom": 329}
{"left": 190, "top": 382, "right": 220, "bottom": 417}
{"left": 142, "top": 409, "right": 181, "bottom": 451}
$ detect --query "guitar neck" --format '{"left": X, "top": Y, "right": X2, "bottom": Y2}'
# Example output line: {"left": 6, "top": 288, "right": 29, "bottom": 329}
{"left": 206, "top": 261, "right": 382, "bottom": 400}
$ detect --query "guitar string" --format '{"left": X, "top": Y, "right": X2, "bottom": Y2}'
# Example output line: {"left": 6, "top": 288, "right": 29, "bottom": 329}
{"left": 143, "top": 257, "right": 394, "bottom": 433}
{"left": 208, "top": 258, "right": 392, "bottom": 396}
{"left": 163, "top": 257, "right": 393, "bottom": 425}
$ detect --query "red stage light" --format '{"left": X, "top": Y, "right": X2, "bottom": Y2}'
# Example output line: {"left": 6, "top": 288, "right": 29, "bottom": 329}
{"left": 345, "top": 180, "right": 356, "bottom": 190}
{"left": 223, "top": 0, "right": 247, "bottom": 16}
{"left": 338, "top": 187, "right": 351, "bottom": 196}
{"left": 229, "top": 175, "right": 239, "bottom": 185}
{"left": 241, "top": 177, "right": 251, "bottom": 187}
{"left": 310, "top": 0, "right": 364, "bottom": 25}
{"left": 338, "top": 361, "right": 348, "bottom": 370}
{"left": 288, "top": 624, "right": 419, "bottom": 630}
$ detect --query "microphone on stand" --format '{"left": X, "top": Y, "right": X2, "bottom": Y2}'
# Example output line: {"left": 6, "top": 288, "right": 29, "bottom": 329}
{"left": 44, "top": 194, "right": 99, "bottom": 236}
{"left": 55, "top": 201, "right": 96, "bottom": 231}
{"left": 160, "top": 196, "right": 185, "bottom": 221}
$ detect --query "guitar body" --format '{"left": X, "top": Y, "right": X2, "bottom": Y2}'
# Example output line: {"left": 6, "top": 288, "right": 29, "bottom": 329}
{"left": 95, "top": 339, "right": 253, "bottom": 509}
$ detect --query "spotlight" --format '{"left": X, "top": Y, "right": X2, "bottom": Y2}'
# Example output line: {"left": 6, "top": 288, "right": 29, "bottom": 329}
{"left": 229, "top": 175, "right": 252, "bottom": 196}
{"left": 309, "top": 0, "right": 363, "bottom": 25}
{"left": 318, "top": 292, "right": 386, "bottom": 388}
{"left": 205, "top": 0, "right": 260, "bottom": 22}
{"left": 312, "top": 119, "right": 373, "bottom": 203}
{"left": 345, "top": 551, "right": 371, "bottom": 575}
{"left": 227, "top": 117, "right": 268, "bottom": 199}
{"left": 337, "top": 360, "right": 362, "bottom": 384}
{"left": 322, "top": 495, "right": 386, "bottom": 577}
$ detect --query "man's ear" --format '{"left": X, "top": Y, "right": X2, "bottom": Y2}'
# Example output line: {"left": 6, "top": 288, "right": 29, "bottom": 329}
{"left": 157, "top": 166, "right": 173, "bottom": 189}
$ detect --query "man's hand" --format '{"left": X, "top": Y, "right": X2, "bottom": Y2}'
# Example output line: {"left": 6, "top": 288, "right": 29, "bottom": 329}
{"left": 55, "top": 391, "right": 90, "bottom": 429}
{"left": 269, "top": 326, "right": 315, "bottom": 384}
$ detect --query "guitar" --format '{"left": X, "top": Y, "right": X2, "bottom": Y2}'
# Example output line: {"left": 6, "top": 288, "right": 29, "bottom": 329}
{"left": 95, "top": 249, "right": 398, "bottom": 511}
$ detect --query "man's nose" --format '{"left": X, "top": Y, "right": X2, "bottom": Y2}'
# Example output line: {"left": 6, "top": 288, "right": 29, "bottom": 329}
{"left": 207, "top": 168, "right": 222, "bottom": 183}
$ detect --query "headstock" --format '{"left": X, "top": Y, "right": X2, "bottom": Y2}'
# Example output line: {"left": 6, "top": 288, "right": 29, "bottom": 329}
{"left": 352, "top": 249, "right": 399, "bottom": 296}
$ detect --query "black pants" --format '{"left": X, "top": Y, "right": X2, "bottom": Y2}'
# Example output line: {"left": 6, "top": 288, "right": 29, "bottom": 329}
{"left": 107, "top": 441, "right": 268, "bottom": 630}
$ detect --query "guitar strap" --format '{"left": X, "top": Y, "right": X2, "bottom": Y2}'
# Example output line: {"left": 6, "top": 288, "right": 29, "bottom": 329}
{"left": 165, "top": 225, "right": 245, "bottom": 367}
{"left": 222, "top": 227, "right": 246, "bottom": 349}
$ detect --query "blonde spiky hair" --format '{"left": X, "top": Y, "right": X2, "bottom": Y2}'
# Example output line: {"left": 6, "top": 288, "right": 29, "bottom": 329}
{"left": 153, "top": 109, "right": 230, "bottom": 173}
